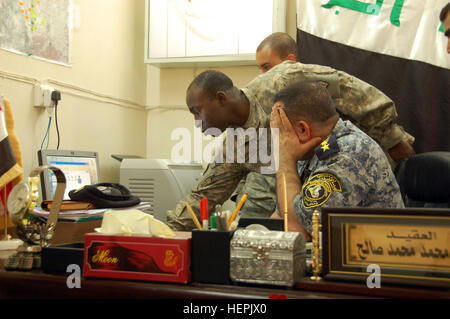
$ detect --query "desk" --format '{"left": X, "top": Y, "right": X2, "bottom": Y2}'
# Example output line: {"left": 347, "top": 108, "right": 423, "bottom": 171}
{"left": 1, "top": 250, "right": 449, "bottom": 300}
{"left": 0, "top": 268, "right": 449, "bottom": 299}
{"left": 0, "top": 268, "right": 366, "bottom": 299}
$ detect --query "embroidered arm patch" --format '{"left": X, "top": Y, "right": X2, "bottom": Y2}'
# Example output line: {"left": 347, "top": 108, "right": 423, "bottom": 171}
{"left": 302, "top": 172, "right": 342, "bottom": 208}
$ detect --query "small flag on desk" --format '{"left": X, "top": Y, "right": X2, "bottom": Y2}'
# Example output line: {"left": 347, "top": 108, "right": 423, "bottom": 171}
{"left": 0, "top": 97, "right": 22, "bottom": 193}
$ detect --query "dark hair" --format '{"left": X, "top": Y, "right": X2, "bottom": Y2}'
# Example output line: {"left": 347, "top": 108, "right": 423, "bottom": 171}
{"left": 257, "top": 32, "right": 298, "bottom": 61}
{"left": 440, "top": 2, "right": 450, "bottom": 22}
{"left": 273, "top": 81, "right": 337, "bottom": 123}
{"left": 187, "top": 70, "right": 234, "bottom": 99}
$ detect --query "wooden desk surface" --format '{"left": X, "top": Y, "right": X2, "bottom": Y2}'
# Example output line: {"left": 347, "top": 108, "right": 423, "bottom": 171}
{"left": 1, "top": 249, "right": 449, "bottom": 300}
{"left": 0, "top": 268, "right": 364, "bottom": 299}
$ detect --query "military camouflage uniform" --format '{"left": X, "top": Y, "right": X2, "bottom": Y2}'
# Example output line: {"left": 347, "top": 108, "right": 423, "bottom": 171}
{"left": 243, "top": 60, "right": 414, "bottom": 150}
{"left": 166, "top": 105, "right": 274, "bottom": 230}
{"left": 293, "top": 119, "right": 405, "bottom": 235}
{"left": 167, "top": 61, "right": 412, "bottom": 230}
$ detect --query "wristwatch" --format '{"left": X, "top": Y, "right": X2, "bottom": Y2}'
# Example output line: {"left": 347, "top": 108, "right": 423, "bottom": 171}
{"left": 7, "top": 165, "right": 66, "bottom": 242}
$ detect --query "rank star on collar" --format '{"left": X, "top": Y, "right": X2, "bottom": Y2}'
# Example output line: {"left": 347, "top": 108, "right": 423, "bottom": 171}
{"left": 314, "top": 133, "right": 339, "bottom": 161}
{"left": 320, "top": 136, "right": 330, "bottom": 152}
{"left": 321, "top": 142, "right": 330, "bottom": 152}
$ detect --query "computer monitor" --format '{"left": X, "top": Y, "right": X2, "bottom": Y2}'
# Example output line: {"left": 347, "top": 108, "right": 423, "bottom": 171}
{"left": 37, "top": 149, "right": 100, "bottom": 201}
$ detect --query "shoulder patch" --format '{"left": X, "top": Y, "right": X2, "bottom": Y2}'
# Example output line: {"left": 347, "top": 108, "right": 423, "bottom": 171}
{"left": 315, "top": 133, "right": 339, "bottom": 161}
{"left": 302, "top": 172, "right": 342, "bottom": 208}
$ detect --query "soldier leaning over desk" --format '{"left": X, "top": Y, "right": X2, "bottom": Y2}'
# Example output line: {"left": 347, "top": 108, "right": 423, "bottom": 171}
{"left": 270, "top": 81, "right": 404, "bottom": 241}
{"left": 166, "top": 61, "right": 412, "bottom": 231}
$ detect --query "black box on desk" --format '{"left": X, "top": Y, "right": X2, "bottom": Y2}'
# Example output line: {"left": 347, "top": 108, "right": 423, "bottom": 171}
{"left": 42, "top": 242, "right": 84, "bottom": 274}
{"left": 238, "top": 217, "right": 284, "bottom": 231}
{"left": 191, "top": 230, "right": 234, "bottom": 284}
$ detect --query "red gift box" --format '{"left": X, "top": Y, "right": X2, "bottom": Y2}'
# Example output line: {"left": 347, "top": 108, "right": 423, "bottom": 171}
{"left": 83, "top": 232, "right": 191, "bottom": 283}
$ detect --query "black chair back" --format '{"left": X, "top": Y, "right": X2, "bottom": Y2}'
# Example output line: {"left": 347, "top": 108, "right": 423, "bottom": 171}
{"left": 395, "top": 152, "right": 450, "bottom": 208}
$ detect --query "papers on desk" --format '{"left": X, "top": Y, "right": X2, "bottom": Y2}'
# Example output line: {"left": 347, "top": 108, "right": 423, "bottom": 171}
{"left": 31, "top": 202, "right": 152, "bottom": 222}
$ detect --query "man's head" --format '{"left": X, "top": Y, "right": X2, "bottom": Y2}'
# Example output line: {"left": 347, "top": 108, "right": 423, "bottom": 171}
{"left": 186, "top": 70, "right": 247, "bottom": 134}
{"left": 256, "top": 32, "right": 298, "bottom": 73}
{"left": 273, "top": 81, "right": 339, "bottom": 143}
{"left": 440, "top": 2, "right": 450, "bottom": 54}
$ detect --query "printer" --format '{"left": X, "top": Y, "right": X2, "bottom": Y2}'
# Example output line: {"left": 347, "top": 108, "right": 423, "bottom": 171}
{"left": 119, "top": 159, "right": 203, "bottom": 222}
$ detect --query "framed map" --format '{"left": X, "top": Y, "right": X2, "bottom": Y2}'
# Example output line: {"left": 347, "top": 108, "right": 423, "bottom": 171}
{"left": 0, "top": 0, "right": 71, "bottom": 65}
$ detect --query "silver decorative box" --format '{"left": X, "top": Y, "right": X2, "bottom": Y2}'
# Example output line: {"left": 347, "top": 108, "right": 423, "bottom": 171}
{"left": 230, "top": 229, "right": 306, "bottom": 287}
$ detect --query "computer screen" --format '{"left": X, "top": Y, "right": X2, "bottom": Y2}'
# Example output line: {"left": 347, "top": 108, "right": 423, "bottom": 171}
{"left": 37, "top": 149, "right": 100, "bottom": 201}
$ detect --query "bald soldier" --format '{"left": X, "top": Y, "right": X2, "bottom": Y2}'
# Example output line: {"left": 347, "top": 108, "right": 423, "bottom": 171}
{"left": 255, "top": 32, "right": 415, "bottom": 161}
{"left": 167, "top": 63, "right": 412, "bottom": 230}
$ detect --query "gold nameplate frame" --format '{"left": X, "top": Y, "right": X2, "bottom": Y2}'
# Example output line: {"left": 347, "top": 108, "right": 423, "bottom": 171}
{"left": 321, "top": 207, "right": 450, "bottom": 288}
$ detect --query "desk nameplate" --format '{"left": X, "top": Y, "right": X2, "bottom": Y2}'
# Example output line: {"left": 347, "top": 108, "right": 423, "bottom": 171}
{"left": 321, "top": 208, "right": 450, "bottom": 288}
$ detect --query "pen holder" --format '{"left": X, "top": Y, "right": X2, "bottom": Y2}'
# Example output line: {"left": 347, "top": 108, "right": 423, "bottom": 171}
{"left": 42, "top": 242, "right": 85, "bottom": 274}
{"left": 191, "top": 229, "right": 234, "bottom": 284}
{"left": 238, "top": 217, "right": 284, "bottom": 231}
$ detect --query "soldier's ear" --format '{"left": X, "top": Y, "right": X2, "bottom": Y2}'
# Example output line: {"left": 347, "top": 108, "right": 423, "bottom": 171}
{"left": 296, "top": 120, "right": 311, "bottom": 142}
{"left": 285, "top": 53, "right": 297, "bottom": 62}
{"left": 216, "top": 90, "right": 227, "bottom": 106}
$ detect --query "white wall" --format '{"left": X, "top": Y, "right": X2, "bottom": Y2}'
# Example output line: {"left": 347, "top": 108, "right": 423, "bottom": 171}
{"left": 1, "top": 0, "right": 297, "bottom": 184}
{"left": 0, "top": 0, "right": 147, "bottom": 183}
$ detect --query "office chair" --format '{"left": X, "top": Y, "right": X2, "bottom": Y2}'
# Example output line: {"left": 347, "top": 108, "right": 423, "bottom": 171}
{"left": 395, "top": 151, "right": 450, "bottom": 208}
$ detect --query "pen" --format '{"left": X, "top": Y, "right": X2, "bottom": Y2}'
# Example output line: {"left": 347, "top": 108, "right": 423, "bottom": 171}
{"left": 229, "top": 210, "right": 243, "bottom": 231}
{"left": 214, "top": 204, "right": 224, "bottom": 231}
{"left": 228, "top": 193, "right": 248, "bottom": 229}
{"left": 185, "top": 202, "right": 202, "bottom": 230}
{"left": 214, "top": 212, "right": 224, "bottom": 231}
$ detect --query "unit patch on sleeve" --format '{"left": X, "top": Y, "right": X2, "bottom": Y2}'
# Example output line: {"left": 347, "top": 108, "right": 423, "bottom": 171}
{"left": 302, "top": 173, "right": 342, "bottom": 208}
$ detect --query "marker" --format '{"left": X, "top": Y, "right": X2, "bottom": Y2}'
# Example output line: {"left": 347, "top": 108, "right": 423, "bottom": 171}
{"left": 200, "top": 197, "right": 209, "bottom": 230}
{"left": 209, "top": 214, "right": 217, "bottom": 230}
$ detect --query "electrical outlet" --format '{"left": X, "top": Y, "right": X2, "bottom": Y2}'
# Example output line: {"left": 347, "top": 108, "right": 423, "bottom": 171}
{"left": 34, "top": 84, "right": 44, "bottom": 108}
{"left": 42, "top": 86, "right": 54, "bottom": 107}
{"left": 34, "top": 84, "right": 54, "bottom": 108}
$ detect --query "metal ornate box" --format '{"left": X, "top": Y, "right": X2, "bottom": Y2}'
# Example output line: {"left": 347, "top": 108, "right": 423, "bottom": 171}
{"left": 229, "top": 229, "right": 306, "bottom": 286}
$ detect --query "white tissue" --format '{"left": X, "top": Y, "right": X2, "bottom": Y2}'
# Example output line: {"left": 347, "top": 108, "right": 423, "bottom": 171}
{"left": 95, "top": 209, "right": 175, "bottom": 237}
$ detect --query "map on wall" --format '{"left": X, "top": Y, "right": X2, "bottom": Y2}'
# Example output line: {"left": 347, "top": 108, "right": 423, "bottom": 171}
{"left": 0, "top": 0, "right": 71, "bottom": 65}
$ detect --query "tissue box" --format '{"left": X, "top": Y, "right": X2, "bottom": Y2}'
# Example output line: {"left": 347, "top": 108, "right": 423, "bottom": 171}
{"left": 83, "top": 232, "right": 191, "bottom": 283}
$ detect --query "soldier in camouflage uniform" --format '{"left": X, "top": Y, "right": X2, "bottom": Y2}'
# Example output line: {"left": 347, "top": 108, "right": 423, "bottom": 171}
{"left": 271, "top": 82, "right": 404, "bottom": 239}
{"left": 167, "top": 61, "right": 411, "bottom": 230}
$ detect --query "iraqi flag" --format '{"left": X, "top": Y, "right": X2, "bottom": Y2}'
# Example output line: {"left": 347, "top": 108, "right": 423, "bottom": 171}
{"left": 0, "top": 97, "right": 22, "bottom": 194}
{"left": 297, "top": 0, "right": 450, "bottom": 153}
